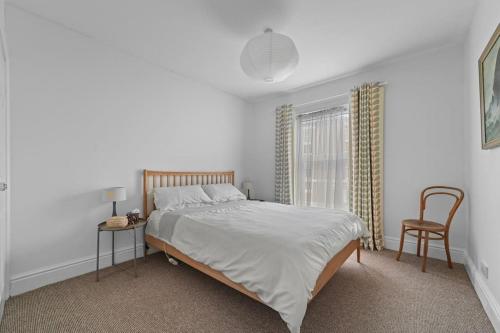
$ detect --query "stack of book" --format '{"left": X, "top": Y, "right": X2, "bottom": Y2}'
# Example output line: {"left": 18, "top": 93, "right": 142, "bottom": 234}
{"left": 106, "top": 216, "right": 129, "bottom": 228}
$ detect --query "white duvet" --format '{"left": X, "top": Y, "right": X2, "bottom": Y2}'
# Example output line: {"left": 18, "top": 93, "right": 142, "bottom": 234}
{"left": 147, "top": 201, "right": 368, "bottom": 333}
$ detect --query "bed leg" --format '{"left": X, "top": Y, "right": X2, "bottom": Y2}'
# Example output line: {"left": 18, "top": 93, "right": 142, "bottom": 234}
{"left": 356, "top": 243, "right": 361, "bottom": 263}
{"left": 164, "top": 252, "right": 179, "bottom": 266}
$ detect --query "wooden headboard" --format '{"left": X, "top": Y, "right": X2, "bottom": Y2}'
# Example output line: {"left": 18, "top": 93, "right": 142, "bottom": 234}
{"left": 143, "top": 170, "right": 235, "bottom": 219}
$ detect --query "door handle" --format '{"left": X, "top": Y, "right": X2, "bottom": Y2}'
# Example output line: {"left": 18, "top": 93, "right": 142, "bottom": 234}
{"left": 0, "top": 183, "right": 6, "bottom": 191}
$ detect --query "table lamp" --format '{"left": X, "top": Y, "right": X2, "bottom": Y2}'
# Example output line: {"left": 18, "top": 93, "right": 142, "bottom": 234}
{"left": 242, "top": 181, "right": 254, "bottom": 200}
{"left": 102, "top": 187, "right": 126, "bottom": 217}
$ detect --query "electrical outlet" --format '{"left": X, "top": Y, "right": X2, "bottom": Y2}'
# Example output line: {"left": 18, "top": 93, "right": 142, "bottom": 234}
{"left": 480, "top": 261, "right": 489, "bottom": 279}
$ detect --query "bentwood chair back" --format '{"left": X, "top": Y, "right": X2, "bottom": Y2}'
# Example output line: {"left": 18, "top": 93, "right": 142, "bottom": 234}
{"left": 419, "top": 186, "right": 464, "bottom": 231}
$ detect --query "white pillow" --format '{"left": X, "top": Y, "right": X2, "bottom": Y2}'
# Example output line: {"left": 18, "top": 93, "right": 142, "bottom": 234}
{"left": 202, "top": 183, "right": 246, "bottom": 202}
{"left": 153, "top": 185, "right": 213, "bottom": 211}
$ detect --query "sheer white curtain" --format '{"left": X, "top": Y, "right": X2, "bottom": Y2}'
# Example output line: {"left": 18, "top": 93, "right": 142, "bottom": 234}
{"left": 295, "top": 106, "right": 350, "bottom": 209}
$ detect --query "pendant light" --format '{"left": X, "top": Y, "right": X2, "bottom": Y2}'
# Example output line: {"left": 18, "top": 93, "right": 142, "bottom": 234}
{"left": 240, "top": 28, "right": 299, "bottom": 83}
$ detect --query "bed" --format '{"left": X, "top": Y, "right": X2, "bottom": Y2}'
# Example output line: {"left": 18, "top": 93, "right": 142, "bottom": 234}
{"left": 143, "top": 170, "right": 367, "bottom": 333}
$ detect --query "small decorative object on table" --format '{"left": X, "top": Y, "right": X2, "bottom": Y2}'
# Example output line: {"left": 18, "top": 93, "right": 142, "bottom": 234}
{"left": 106, "top": 215, "right": 128, "bottom": 228}
{"left": 126, "top": 208, "right": 141, "bottom": 224}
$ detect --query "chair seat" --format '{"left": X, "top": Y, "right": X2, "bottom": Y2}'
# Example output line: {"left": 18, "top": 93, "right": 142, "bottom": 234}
{"left": 402, "top": 219, "right": 445, "bottom": 231}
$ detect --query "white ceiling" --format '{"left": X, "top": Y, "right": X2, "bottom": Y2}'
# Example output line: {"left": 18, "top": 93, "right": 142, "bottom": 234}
{"left": 8, "top": 0, "right": 478, "bottom": 101}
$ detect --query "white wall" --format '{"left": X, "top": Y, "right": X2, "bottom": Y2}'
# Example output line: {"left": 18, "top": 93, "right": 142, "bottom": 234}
{"left": 247, "top": 43, "right": 467, "bottom": 260}
{"left": 463, "top": 0, "right": 500, "bottom": 330}
{"left": 7, "top": 6, "right": 252, "bottom": 295}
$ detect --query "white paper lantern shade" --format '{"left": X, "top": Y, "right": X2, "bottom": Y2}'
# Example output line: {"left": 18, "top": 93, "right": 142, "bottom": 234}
{"left": 240, "top": 28, "right": 299, "bottom": 83}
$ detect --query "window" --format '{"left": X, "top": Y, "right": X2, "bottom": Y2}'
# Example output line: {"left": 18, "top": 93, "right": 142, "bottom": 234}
{"left": 295, "top": 105, "right": 350, "bottom": 209}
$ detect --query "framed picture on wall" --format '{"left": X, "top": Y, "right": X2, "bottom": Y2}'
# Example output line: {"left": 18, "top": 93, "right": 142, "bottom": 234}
{"left": 479, "top": 24, "right": 500, "bottom": 149}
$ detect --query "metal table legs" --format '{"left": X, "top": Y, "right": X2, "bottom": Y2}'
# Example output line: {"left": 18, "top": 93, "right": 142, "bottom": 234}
{"left": 143, "top": 226, "right": 147, "bottom": 262}
{"left": 133, "top": 226, "right": 137, "bottom": 277}
{"left": 96, "top": 228, "right": 100, "bottom": 281}
{"left": 96, "top": 225, "right": 143, "bottom": 282}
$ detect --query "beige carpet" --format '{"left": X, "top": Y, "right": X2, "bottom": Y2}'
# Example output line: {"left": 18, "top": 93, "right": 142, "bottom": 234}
{"left": 0, "top": 250, "right": 493, "bottom": 333}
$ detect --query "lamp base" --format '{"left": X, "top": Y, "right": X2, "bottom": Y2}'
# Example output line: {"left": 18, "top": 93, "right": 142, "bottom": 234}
{"left": 112, "top": 201, "right": 117, "bottom": 217}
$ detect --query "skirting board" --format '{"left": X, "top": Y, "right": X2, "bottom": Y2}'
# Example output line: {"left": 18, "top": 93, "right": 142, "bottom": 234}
{"left": 464, "top": 253, "right": 500, "bottom": 332}
{"left": 10, "top": 237, "right": 462, "bottom": 297}
{"left": 10, "top": 244, "right": 144, "bottom": 296}
{"left": 384, "top": 235, "right": 465, "bottom": 264}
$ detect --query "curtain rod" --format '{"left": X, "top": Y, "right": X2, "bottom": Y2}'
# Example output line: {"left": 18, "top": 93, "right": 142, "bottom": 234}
{"left": 296, "top": 106, "right": 348, "bottom": 117}
{"left": 294, "top": 92, "right": 348, "bottom": 108}
{"left": 293, "top": 81, "right": 388, "bottom": 108}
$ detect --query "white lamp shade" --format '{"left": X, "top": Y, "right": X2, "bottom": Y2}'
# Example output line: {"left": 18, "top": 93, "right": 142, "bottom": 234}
{"left": 102, "top": 187, "right": 126, "bottom": 202}
{"left": 240, "top": 29, "right": 299, "bottom": 83}
{"left": 242, "top": 181, "right": 255, "bottom": 199}
{"left": 242, "top": 181, "right": 254, "bottom": 191}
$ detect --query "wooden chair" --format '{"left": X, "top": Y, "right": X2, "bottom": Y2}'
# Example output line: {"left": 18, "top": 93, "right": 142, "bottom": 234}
{"left": 396, "top": 186, "right": 464, "bottom": 272}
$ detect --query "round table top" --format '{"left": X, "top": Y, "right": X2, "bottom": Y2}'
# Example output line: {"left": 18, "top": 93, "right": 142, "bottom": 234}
{"left": 98, "top": 219, "right": 147, "bottom": 231}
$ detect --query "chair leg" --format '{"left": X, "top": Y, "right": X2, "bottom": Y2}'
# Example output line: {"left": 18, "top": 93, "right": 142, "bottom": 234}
{"left": 416, "top": 230, "right": 422, "bottom": 257}
{"left": 422, "top": 231, "right": 429, "bottom": 272}
{"left": 396, "top": 224, "right": 405, "bottom": 261}
{"left": 444, "top": 236, "right": 453, "bottom": 269}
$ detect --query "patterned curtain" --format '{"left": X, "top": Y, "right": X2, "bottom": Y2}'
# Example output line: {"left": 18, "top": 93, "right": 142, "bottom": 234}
{"left": 350, "top": 83, "right": 385, "bottom": 250}
{"left": 275, "top": 104, "right": 294, "bottom": 204}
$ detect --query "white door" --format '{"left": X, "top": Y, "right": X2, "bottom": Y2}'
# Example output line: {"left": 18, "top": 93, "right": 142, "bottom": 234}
{"left": 0, "top": 0, "right": 9, "bottom": 310}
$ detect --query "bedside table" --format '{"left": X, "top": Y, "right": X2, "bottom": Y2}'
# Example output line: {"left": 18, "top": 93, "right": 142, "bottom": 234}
{"left": 96, "top": 219, "right": 147, "bottom": 281}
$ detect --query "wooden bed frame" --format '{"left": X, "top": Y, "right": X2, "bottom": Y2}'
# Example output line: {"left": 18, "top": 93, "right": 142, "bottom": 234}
{"left": 143, "top": 169, "right": 361, "bottom": 304}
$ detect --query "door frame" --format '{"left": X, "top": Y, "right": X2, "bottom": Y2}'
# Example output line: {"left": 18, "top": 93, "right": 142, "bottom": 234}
{"left": 0, "top": 0, "right": 11, "bottom": 306}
